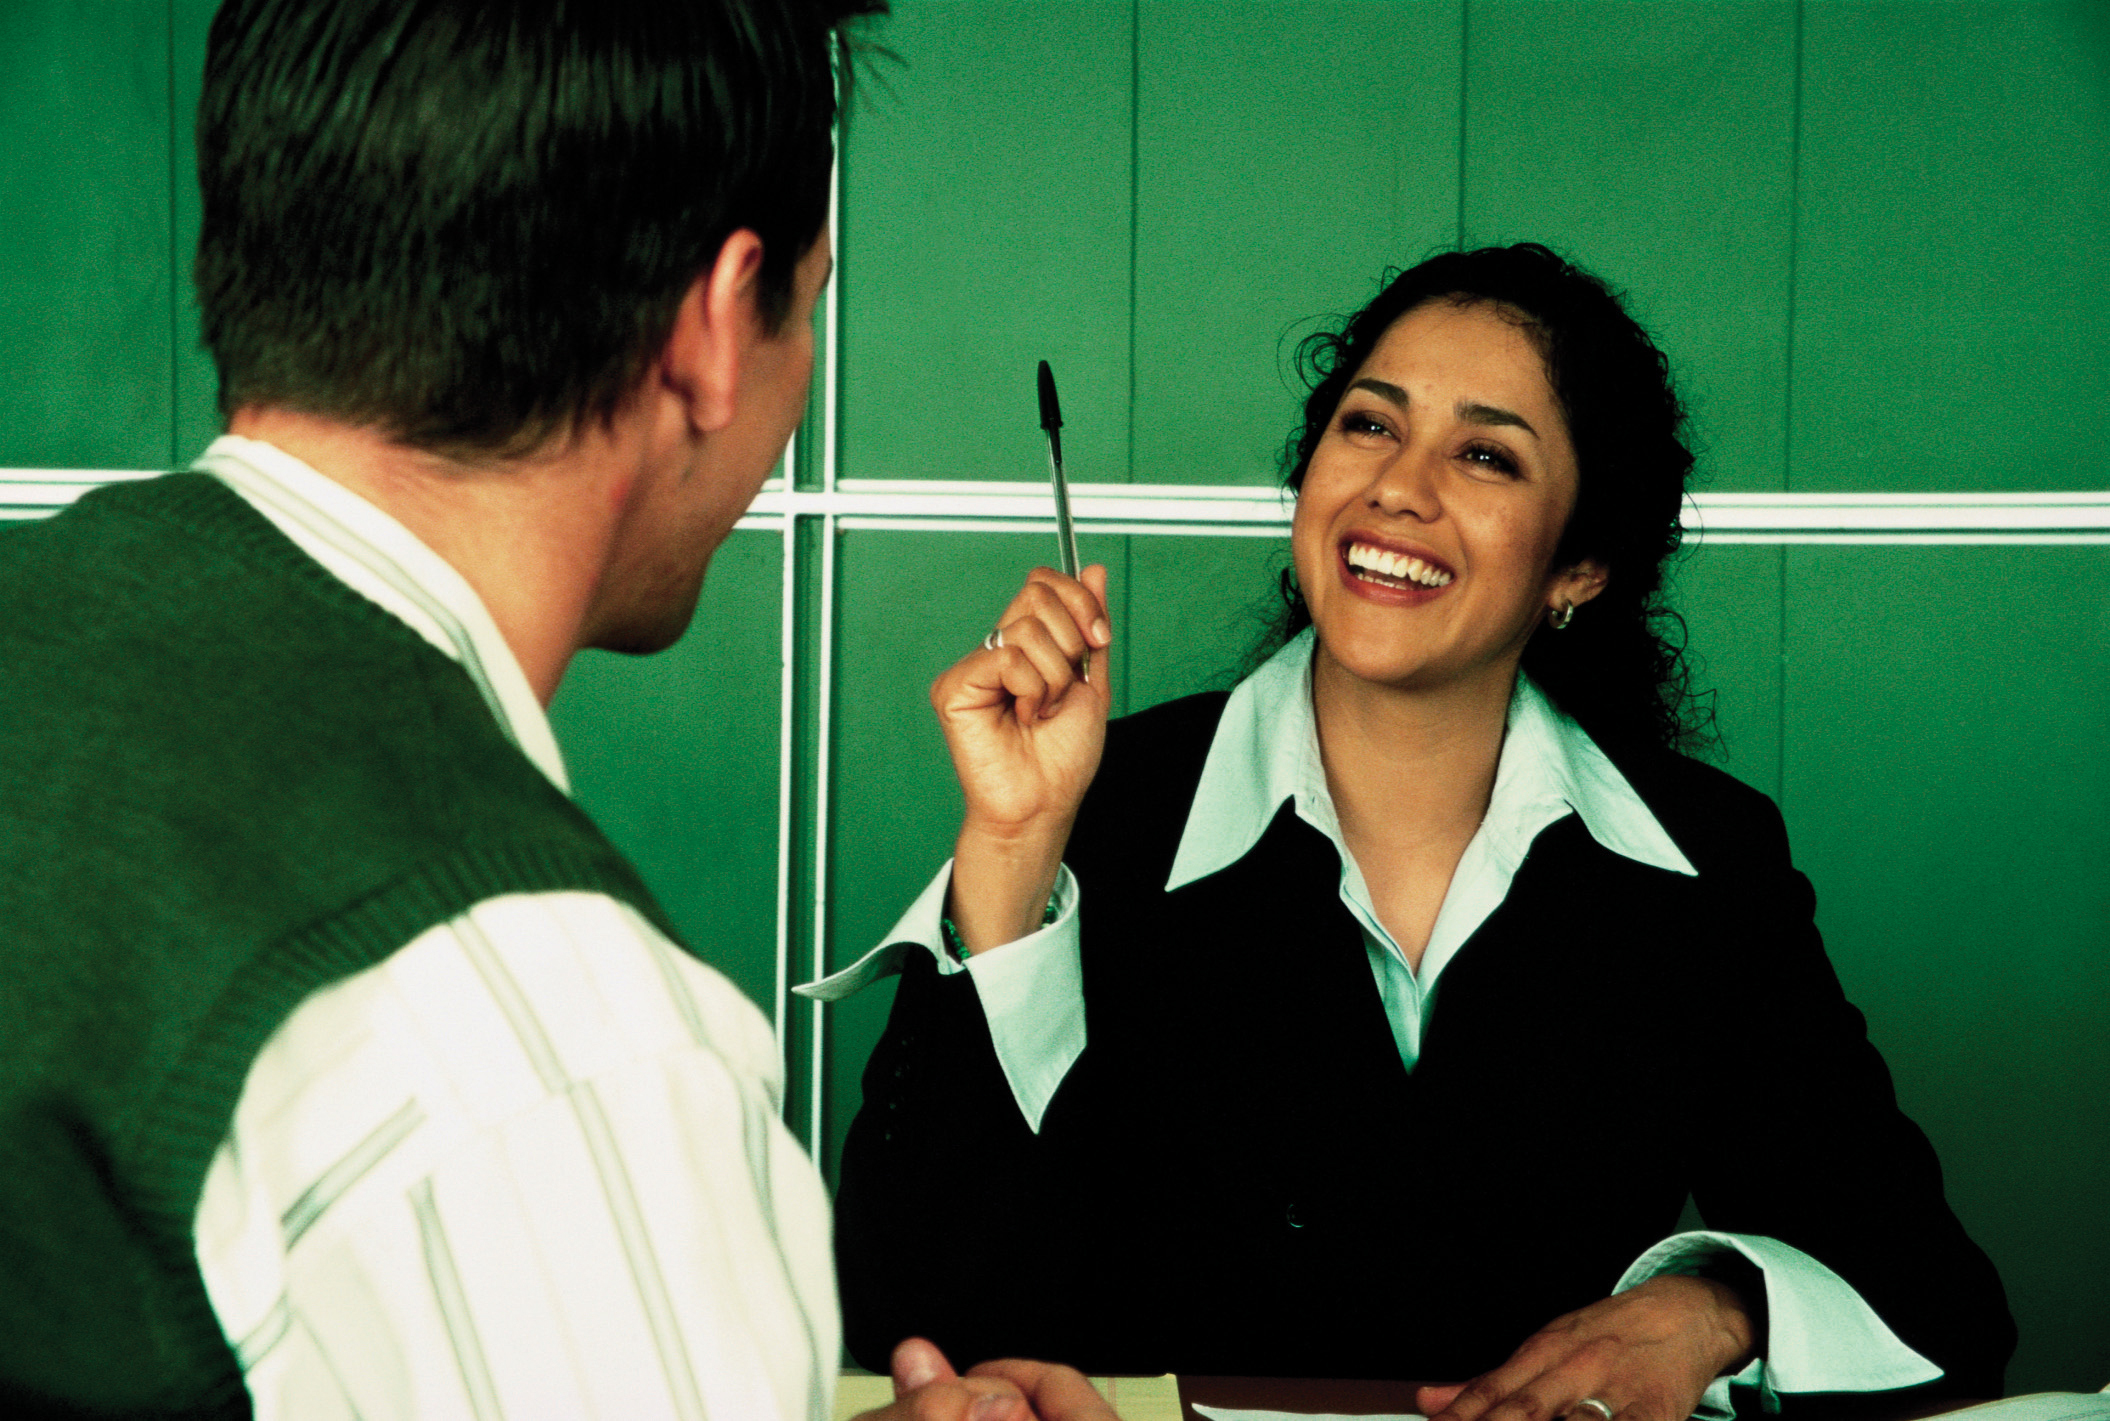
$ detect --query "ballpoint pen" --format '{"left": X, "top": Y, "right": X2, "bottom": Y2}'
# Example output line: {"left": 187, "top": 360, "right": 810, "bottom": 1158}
{"left": 1036, "top": 359, "right": 1087, "bottom": 682}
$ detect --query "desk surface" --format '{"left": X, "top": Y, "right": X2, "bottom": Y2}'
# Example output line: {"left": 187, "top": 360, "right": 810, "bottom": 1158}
{"left": 1176, "top": 1381, "right": 2000, "bottom": 1421}
{"left": 837, "top": 1371, "right": 2001, "bottom": 1421}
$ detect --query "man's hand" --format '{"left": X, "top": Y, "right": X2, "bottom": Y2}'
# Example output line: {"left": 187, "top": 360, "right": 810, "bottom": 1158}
{"left": 1416, "top": 1275, "right": 1757, "bottom": 1421}
{"left": 856, "top": 1336, "right": 1122, "bottom": 1421}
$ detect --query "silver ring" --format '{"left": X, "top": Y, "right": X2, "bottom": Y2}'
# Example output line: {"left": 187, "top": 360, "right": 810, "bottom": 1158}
{"left": 1574, "top": 1399, "right": 1614, "bottom": 1421}
{"left": 981, "top": 627, "right": 1004, "bottom": 652}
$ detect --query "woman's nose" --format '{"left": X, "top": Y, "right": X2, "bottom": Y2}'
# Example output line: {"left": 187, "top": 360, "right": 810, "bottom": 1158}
{"left": 1366, "top": 446, "right": 1442, "bottom": 522}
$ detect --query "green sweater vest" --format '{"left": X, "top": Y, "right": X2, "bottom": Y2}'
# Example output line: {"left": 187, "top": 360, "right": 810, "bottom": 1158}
{"left": 0, "top": 474, "right": 683, "bottom": 1418}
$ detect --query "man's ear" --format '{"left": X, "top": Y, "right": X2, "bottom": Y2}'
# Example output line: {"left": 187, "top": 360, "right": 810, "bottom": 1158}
{"left": 659, "top": 229, "right": 766, "bottom": 436}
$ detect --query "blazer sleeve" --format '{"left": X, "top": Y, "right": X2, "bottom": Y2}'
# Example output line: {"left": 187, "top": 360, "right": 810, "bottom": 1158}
{"left": 833, "top": 943, "right": 1088, "bottom": 1372}
{"left": 1681, "top": 784, "right": 2015, "bottom": 1402}
{"left": 834, "top": 695, "right": 1224, "bottom": 1375}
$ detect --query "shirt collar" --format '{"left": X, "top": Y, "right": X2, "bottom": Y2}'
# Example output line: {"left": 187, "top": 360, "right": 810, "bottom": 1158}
{"left": 194, "top": 433, "right": 571, "bottom": 794}
{"left": 1166, "top": 627, "right": 1695, "bottom": 891}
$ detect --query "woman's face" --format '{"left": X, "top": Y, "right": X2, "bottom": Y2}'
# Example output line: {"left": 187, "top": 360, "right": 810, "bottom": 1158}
{"left": 1290, "top": 299, "right": 1606, "bottom": 697}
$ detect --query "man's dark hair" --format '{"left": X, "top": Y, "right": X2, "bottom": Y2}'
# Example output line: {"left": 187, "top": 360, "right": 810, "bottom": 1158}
{"left": 196, "top": 0, "right": 883, "bottom": 459}
{"left": 1267, "top": 243, "right": 1713, "bottom": 755}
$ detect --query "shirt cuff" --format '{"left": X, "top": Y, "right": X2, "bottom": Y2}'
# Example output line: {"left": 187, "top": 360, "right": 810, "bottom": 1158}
{"left": 792, "top": 862, "right": 1086, "bottom": 1135}
{"left": 794, "top": 858, "right": 964, "bottom": 1002}
{"left": 1617, "top": 1230, "right": 1942, "bottom": 1419}
{"left": 962, "top": 876, "right": 1083, "bottom": 1134}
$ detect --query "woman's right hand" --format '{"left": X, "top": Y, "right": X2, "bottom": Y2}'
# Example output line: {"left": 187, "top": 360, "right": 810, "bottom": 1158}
{"left": 932, "top": 565, "right": 1112, "bottom": 953}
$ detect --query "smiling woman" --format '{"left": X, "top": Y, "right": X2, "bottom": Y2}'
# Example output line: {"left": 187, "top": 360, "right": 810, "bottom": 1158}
{"left": 1272, "top": 245, "right": 1701, "bottom": 762}
{"left": 828, "top": 244, "right": 2016, "bottom": 1416}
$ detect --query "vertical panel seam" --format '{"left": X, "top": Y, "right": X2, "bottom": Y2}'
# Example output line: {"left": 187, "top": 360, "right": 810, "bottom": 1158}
{"left": 168, "top": 0, "right": 179, "bottom": 470}
{"left": 1779, "top": 0, "right": 1805, "bottom": 810}
{"left": 1783, "top": 0, "right": 1804, "bottom": 497}
{"left": 775, "top": 506, "right": 795, "bottom": 1073}
{"left": 1776, "top": 544, "right": 1788, "bottom": 807}
{"left": 808, "top": 511, "right": 835, "bottom": 1162}
{"left": 1123, "top": 0, "right": 1140, "bottom": 706}
{"left": 1128, "top": 0, "right": 1140, "bottom": 489}
{"left": 1456, "top": 0, "right": 1469, "bottom": 247}
{"left": 807, "top": 128, "right": 844, "bottom": 1137}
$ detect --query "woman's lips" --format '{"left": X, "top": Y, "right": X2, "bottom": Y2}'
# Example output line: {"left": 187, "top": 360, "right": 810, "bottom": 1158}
{"left": 1338, "top": 536, "right": 1454, "bottom": 604}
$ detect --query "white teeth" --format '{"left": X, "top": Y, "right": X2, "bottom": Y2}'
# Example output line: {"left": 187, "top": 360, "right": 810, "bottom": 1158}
{"left": 1346, "top": 542, "right": 1452, "bottom": 588}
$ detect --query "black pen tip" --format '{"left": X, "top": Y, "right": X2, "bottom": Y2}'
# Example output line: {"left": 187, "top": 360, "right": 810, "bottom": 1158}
{"left": 1037, "top": 360, "right": 1063, "bottom": 431}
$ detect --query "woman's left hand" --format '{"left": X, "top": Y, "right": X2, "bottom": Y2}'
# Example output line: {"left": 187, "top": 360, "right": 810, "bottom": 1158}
{"left": 1417, "top": 1275, "right": 1758, "bottom": 1421}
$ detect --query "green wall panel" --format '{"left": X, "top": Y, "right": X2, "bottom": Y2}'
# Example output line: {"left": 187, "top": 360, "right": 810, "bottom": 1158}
{"left": 1464, "top": 0, "right": 1797, "bottom": 494}
{"left": 839, "top": 2, "right": 1134, "bottom": 484}
{"left": 1133, "top": 1, "right": 1462, "bottom": 489}
{"left": 1124, "top": 532, "right": 1292, "bottom": 711}
{"left": 1792, "top": 1, "right": 2110, "bottom": 493}
{"left": 1784, "top": 546, "right": 2110, "bottom": 1393}
{"left": 13, "top": 0, "right": 2110, "bottom": 1389}
{"left": 1664, "top": 541, "right": 1785, "bottom": 798}
{"left": 0, "top": 0, "right": 172, "bottom": 469}
{"left": 548, "top": 529, "right": 786, "bottom": 1019}
{"left": 824, "top": 528, "right": 1131, "bottom": 1180}
{"left": 174, "top": 0, "right": 219, "bottom": 459}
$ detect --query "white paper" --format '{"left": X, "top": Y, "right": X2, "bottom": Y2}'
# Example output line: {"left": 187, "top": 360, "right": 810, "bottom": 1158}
{"left": 1190, "top": 1406, "right": 1425, "bottom": 1421}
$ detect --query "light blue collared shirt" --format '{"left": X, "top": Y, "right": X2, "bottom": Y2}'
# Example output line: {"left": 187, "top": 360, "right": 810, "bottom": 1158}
{"left": 1170, "top": 626, "right": 1696, "bottom": 1073}
{"left": 806, "top": 627, "right": 1699, "bottom": 1115}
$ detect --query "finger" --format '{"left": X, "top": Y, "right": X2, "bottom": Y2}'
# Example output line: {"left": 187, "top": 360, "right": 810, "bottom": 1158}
{"left": 941, "top": 635, "right": 1057, "bottom": 724}
{"left": 1490, "top": 1373, "right": 1618, "bottom": 1421}
{"left": 1080, "top": 563, "right": 1111, "bottom": 639}
{"left": 1012, "top": 581, "right": 1092, "bottom": 661}
{"left": 1428, "top": 1344, "right": 1566, "bottom": 1421}
{"left": 989, "top": 646, "right": 1052, "bottom": 725}
{"left": 999, "top": 616, "right": 1084, "bottom": 716}
{"left": 1418, "top": 1383, "right": 1472, "bottom": 1416}
{"left": 892, "top": 1337, "right": 958, "bottom": 1398}
{"left": 859, "top": 1379, "right": 1029, "bottom": 1421}
{"left": 1427, "top": 1373, "right": 1506, "bottom": 1421}
{"left": 1474, "top": 1342, "right": 1625, "bottom": 1421}
{"left": 1022, "top": 566, "right": 1113, "bottom": 650}
{"left": 969, "top": 1358, "right": 1121, "bottom": 1421}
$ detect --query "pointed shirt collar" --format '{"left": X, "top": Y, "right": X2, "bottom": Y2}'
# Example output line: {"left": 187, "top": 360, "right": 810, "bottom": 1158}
{"left": 195, "top": 434, "right": 571, "bottom": 794}
{"left": 1167, "top": 628, "right": 1695, "bottom": 895}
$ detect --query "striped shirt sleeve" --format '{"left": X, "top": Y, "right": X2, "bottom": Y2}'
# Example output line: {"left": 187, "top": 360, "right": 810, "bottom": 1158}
{"left": 193, "top": 891, "right": 839, "bottom": 1421}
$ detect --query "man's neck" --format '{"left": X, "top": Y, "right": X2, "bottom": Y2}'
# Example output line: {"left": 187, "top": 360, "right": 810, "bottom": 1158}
{"left": 225, "top": 407, "right": 632, "bottom": 704}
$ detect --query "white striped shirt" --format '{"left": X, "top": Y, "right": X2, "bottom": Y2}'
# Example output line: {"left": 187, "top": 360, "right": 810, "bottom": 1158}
{"left": 190, "top": 436, "right": 839, "bottom": 1421}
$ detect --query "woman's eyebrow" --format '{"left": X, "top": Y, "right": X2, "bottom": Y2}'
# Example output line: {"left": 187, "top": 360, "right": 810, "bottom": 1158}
{"left": 1457, "top": 400, "right": 1537, "bottom": 437}
{"left": 1348, "top": 379, "right": 1538, "bottom": 439}
{"left": 1347, "top": 376, "right": 1410, "bottom": 408}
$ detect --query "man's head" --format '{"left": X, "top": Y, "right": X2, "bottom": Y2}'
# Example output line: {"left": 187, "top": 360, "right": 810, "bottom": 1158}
{"left": 195, "top": 0, "right": 878, "bottom": 462}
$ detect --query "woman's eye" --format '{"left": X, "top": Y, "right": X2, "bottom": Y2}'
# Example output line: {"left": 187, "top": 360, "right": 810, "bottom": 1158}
{"left": 1461, "top": 442, "right": 1519, "bottom": 476}
{"left": 1338, "top": 410, "right": 1392, "bottom": 439}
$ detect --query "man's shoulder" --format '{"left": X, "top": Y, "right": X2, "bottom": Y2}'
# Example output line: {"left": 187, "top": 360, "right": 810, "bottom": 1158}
{"left": 0, "top": 473, "right": 664, "bottom": 1066}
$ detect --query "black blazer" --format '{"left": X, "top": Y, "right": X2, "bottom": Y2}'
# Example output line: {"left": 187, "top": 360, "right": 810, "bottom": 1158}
{"left": 836, "top": 692, "right": 2013, "bottom": 1397}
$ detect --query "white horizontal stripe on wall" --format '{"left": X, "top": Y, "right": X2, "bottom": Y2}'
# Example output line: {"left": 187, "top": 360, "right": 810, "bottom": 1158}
{"left": 13, "top": 472, "right": 2108, "bottom": 545}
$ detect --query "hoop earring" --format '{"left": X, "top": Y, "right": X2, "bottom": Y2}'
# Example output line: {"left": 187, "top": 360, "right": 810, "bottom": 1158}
{"left": 1548, "top": 599, "right": 1575, "bottom": 631}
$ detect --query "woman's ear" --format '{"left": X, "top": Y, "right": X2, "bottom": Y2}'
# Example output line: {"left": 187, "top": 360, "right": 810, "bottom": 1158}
{"left": 1552, "top": 558, "right": 1610, "bottom": 613}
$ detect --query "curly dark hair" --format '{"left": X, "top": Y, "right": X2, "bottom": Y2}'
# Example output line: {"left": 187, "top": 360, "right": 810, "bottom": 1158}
{"left": 1266, "top": 242, "right": 1712, "bottom": 756}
